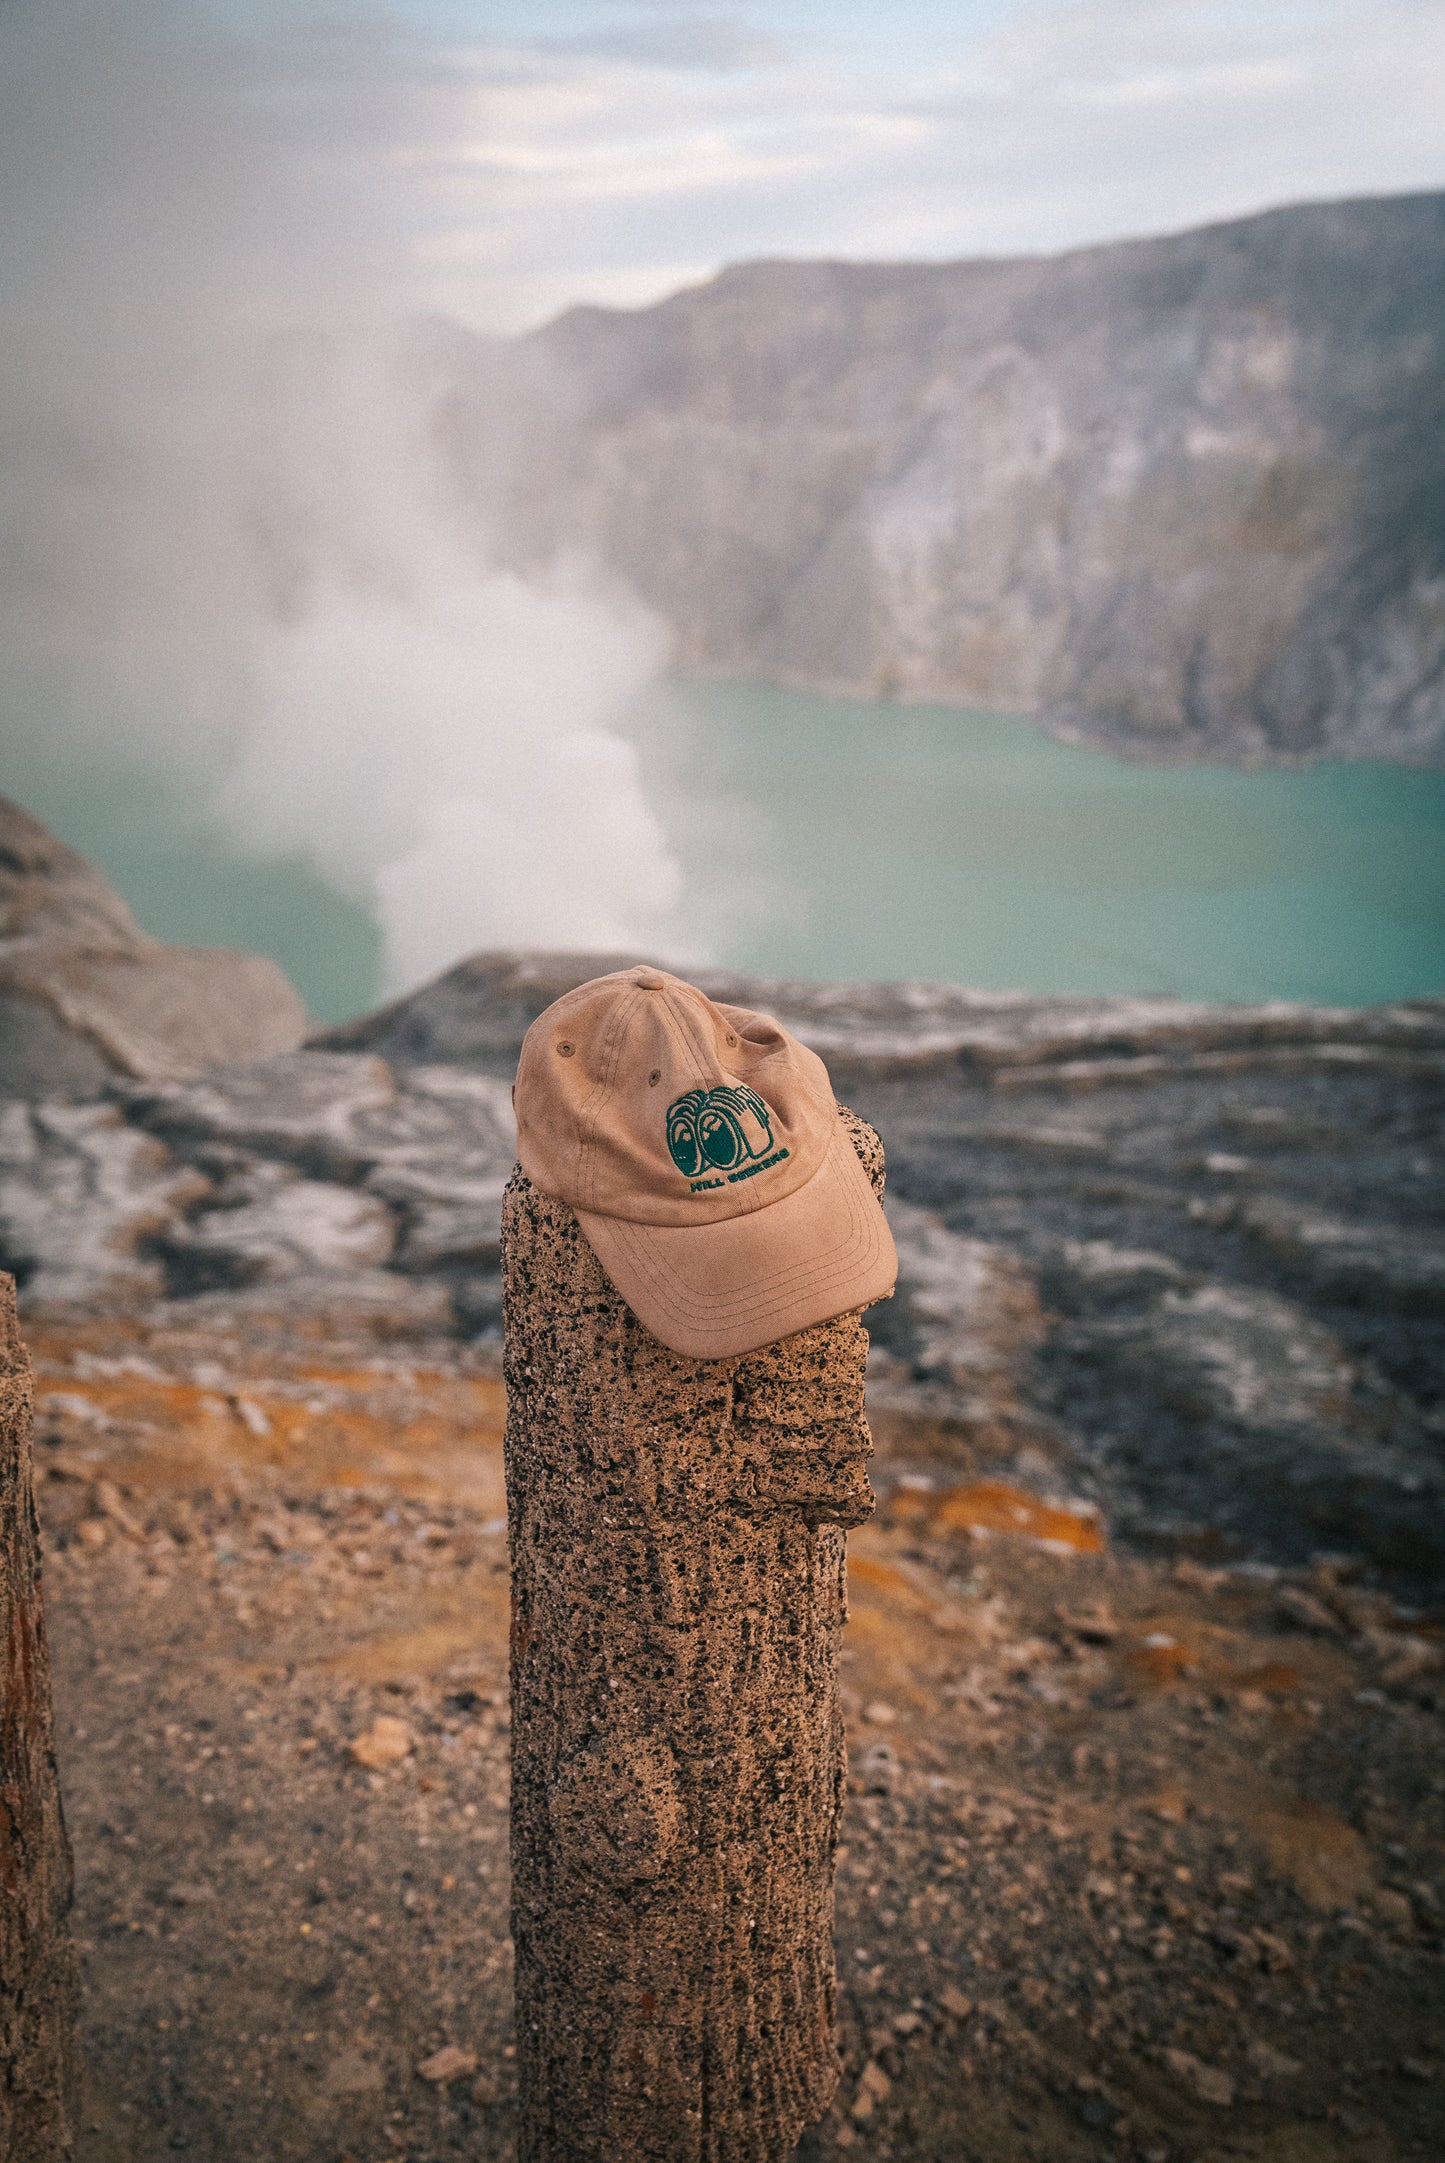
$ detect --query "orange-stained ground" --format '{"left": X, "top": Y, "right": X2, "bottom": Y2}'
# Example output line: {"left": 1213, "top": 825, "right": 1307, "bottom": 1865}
{"left": 26, "top": 1313, "right": 1445, "bottom": 2163}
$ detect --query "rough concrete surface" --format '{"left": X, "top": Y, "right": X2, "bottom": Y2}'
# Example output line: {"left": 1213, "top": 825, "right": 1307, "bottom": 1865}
{"left": 503, "top": 1108, "right": 884, "bottom": 2160}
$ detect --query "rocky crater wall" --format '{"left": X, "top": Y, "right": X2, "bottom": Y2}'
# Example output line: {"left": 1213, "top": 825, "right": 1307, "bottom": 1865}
{"left": 0, "top": 797, "right": 307, "bottom": 1097}
{"left": 456, "top": 192, "right": 1445, "bottom": 763}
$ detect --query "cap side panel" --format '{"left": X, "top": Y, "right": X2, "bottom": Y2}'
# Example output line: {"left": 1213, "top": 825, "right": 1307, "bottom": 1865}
{"left": 657, "top": 987, "right": 715, "bottom": 1096}
{"left": 576, "top": 983, "right": 641, "bottom": 1213}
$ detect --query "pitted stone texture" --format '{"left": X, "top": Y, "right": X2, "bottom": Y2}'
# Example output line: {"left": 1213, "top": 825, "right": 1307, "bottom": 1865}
{"left": 503, "top": 1106, "right": 885, "bottom": 2163}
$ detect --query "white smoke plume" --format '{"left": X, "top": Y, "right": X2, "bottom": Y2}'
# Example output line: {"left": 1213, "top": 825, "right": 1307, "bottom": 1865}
{"left": 0, "top": 0, "right": 682, "bottom": 997}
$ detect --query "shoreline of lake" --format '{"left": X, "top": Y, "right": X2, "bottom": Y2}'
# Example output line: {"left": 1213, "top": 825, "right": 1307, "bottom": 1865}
{"left": 9, "top": 681, "right": 1443, "bottom": 1022}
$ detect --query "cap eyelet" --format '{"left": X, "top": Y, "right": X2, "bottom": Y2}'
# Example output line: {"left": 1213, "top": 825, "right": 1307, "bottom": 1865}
{"left": 557, "top": 1041, "right": 575, "bottom": 1058}
{"left": 725, "top": 1032, "right": 737, "bottom": 1046}
{"left": 648, "top": 1070, "right": 661, "bottom": 1086}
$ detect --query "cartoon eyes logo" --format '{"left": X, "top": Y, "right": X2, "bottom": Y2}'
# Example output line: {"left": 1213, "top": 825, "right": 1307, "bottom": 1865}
{"left": 666, "top": 1084, "right": 774, "bottom": 1178}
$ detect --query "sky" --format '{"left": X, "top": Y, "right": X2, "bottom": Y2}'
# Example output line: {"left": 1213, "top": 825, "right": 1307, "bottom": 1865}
{"left": 187, "top": 0, "right": 1445, "bottom": 330}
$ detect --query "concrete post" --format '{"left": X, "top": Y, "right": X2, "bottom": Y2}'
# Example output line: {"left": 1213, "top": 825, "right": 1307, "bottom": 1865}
{"left": 0, "top": 1273, "right": 78, "bottom": 2161}
{"left": 503, "top": 1108, "right": 886, "bottom": 2162}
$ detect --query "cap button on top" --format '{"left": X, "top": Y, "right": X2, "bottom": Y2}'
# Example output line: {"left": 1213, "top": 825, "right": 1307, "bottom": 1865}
{"left": 632, "top": 968, "right": 667, "bottom": 989}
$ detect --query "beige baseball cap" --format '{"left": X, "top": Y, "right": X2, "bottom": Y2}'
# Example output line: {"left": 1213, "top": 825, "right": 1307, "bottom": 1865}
{"left": 512, "top": 964, "right": 897, "bottom": 1359}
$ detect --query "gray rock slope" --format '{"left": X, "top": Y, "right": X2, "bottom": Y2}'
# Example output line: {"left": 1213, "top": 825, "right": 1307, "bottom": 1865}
{"left": 0, "top": 798, "right": 308, "bottom": 1098}
{"left": 335, "top": 952, "right": 1445, "bottom": 1585}
{"left": 5, "top": 949, "right": 1443, "bottom": 1589}
{"left": 463, "top": 192, "right": 1445, "bottom": 762}
{"left": 0, "top": 1052, "right": 515, "bottom": 1335}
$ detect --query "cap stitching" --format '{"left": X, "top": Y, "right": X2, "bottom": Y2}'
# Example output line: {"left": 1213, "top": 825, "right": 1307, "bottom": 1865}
{"left": 599, "top": 1188, "right": 883, "bottom": 1327}
{"left": 602, "top": 1164, "right": 871, "bottom": 1305}
{"left": 584, "top": 1133, "right": 889, "bottom": 1325}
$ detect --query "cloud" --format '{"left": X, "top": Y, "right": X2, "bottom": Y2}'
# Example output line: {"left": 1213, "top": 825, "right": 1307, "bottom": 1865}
{"left": 541, "top": 14, "right": 789, "bottom": 73}
{"left": 222, "top": 565, "right": 677, "bottom": 989}
{"left": 404, "top": 0, "right": 1445, "bottom": 327}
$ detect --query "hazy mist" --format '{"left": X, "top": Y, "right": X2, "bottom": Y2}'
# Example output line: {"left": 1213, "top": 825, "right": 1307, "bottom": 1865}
{"left": 0, "top": 0, "right": 682, "bottom": 997}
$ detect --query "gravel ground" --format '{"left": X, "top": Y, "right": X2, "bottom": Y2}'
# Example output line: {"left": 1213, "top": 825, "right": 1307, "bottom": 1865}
{"left": 30, "top": 1319, "right": 1445, "bottom": 2163}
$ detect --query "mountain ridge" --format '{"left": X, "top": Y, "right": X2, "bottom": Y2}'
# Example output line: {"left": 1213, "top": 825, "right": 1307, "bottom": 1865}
{"left": 458, "top": 191, "right": 1445, "bottom": 763}
{"left": 545, "top": 186, "right": 1445, "bottom": 330}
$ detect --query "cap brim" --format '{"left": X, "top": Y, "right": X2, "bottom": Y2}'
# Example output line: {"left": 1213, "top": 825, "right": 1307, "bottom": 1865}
{"left": 575, "top": 1118, "right": 898, "bottom": 1360}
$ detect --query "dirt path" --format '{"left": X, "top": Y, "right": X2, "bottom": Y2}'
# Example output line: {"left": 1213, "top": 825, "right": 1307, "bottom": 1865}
{"left": 32, "top": 1318, "right": 1445, "bottom": 2162}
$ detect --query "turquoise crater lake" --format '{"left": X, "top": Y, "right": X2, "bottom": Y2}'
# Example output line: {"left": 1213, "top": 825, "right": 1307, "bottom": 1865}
{"left": 13, "top": 684, "right": 1445, "bottom": 1022}
{"left": 631, "top": 684, "right": 1445, "bottom": 1012}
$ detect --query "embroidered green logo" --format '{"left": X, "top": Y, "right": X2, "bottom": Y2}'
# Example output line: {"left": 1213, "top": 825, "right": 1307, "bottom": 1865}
{"left": 666, "top": 1084, "right": 788, "bottom": 1191}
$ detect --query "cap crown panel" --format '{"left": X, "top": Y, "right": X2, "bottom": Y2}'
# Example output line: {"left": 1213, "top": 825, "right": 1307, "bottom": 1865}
{"left": 515, "top": 969, "right": 835, "bottom": 1226}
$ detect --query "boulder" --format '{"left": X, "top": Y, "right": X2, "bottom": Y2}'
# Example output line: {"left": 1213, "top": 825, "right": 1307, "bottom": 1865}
{"left": 160, "top": 1160, "right": 395, "bottom": 1289}
{"left": 0, "top": 796, "right": 307, "bottom": 1097}
{"left": 1239, "top": 1199, "right": 1445, "bottom": 1315}
{"left": 119, "top": 1051, "right": 400, "bottom": 1174}
{"left": 322, "top": 948, "right": 1445, "bottom": 1082}
{"left": 0, "top": 1099, "right": 208, "bottom": 1310}
{"left": 1083, "top": 1283, "right": 1355, "bottom": 1435}
{"left": 1044, "top": 1240, "right": 1189, "bottom": 1313}
{"left": 117, "top": 1050, "right": 515, "bottom": 1303}
{"left": 120, "top": 1053, "right": 514, "bottom": 1193}
{"left": 0, "top": 796, "right": 143, "bottom": 956}
{"left": 0, "top": 1044, "right": 515, "bottom": 1318}
{"left": 878, "top": 1197, "right": 1044, "bottom": 1393}
{"left": 1053, "top": 1276, "right": 1445, "bottom": 1574}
